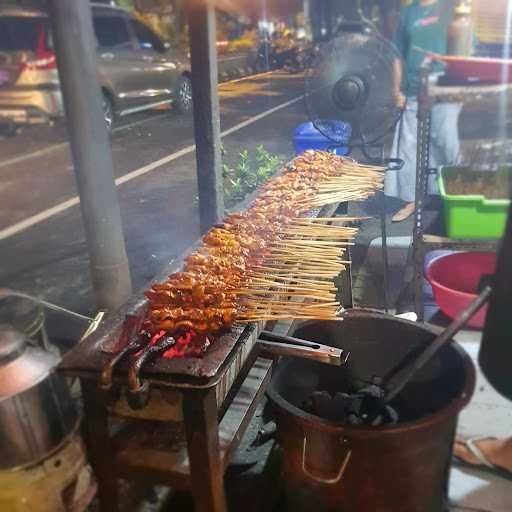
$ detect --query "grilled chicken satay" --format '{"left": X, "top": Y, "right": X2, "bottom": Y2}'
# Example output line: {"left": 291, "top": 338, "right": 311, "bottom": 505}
{"left": 143, "top": 150, "right": 362, "bottom": 337}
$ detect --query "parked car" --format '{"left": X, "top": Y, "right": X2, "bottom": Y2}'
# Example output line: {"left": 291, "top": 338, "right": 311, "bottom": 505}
{"left": 255, "top": 34, "right": 313, "bottom": 73}
{"left": 0, "top": 3, "right": 192, "bottom": 132}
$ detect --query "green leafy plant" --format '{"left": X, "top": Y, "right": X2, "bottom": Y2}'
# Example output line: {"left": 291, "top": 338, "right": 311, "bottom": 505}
{"left": 222, "top": 163, "right": 231, "bottom": 179}
{"left": 222, "top": 145, "right": 283, "bottom": 207}
{"left": 228, "top": 177, "right": 244, "bottom": 202}
{"left": 254, "top": 145, "right": 282, "bottom": 185}
{"left": 237, "top": 150, "right": 258, "bottom": 191}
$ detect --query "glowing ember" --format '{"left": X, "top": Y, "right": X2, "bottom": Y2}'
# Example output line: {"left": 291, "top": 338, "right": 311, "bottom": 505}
{"left": 134, "top": 330, "right": 165, "bottom": 358}
{"left": 163, "top": 330, "right": 212, "bottom": 359}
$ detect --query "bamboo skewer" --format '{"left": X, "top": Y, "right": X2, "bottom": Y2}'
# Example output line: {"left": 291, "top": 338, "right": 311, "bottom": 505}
{"left": 270, "top": 250, "right": 349, "bottom": 255}
{"left": 283, "top": 227, "right": 357, "bottom": 234}
{"left": 272, "top": 240, "right": 355, "bottom": 247}
{"left": 269, "top": 248, "right": 349, "bottom": 253}
{"left": 252, "top": 271, "right": 343, "bottom": 278}
{"left": 240, "top": 307, "right": 339, "bottom": 315}
{"left": 249, "top": 274, "right": 336, "bottom": 287}
{"left": 240, "top": 305, "right": 340, "bottom": 313}
{"left": 295, "top": 217, "right": 368, "bottom": 222}
{"left": 249, "top": 276, "right": 336, "bottom": 287}
{"left": 289, "top": 218, "right": 363, "bottom": 224}
{"left": 237, "top": 289, "right": 335, "bottom": 299}
{"left": 242, "top": 302, "right": 339, "bottom": 309}
{"left": 266, "top": 254, "right": 347, "bottom": 260}
{"left": 267, "top": 259, "right": 347, "bottom": 265}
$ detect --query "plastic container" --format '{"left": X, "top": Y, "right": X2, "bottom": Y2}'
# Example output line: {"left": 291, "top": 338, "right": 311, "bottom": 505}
{"left": 293, "top": 121, "right": 351, "bottom": 156}
{"left": 438, "top": 167, "right": 510, "bottom": 239}
{"left": 423, "top": 250, "right": 459, "bottom": 304}
{"left": 426, "top": 252, "right": 496, "bottom": 329}
{"left": 443, "top": 55, "right": 512, "bottom": 84}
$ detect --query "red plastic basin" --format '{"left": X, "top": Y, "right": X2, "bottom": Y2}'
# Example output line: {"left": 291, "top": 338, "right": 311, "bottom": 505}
{"left": 426, "top": 252, "right": 496, "bottom": 329}
{"left": 433, "top": 55, "right": 512, "bottom": 84}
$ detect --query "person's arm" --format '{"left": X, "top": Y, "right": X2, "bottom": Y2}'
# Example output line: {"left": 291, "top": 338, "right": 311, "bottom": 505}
{"left": 392, "top": 58, "right": 405, "bottom": 108}
{"left": 392, "top": 5, "right": 407, "bottom": 109}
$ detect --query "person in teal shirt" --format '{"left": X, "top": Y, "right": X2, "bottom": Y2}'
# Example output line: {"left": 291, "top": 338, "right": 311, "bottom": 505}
{"left": 385, "top": 0, "right": 462, "bottom": 222}
{"left": 397, "top": 0, "right": 452, "bottom": 94}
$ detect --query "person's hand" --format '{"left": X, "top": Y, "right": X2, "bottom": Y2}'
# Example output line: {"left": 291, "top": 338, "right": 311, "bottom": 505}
{"left": 393, "top": 91, "right": 406, "bottom": 110}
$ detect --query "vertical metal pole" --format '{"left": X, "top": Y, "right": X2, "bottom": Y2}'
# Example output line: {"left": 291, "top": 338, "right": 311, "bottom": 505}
{"left": 412, "top": 65, "right": 431, "bottom": 320}
{"left": 380, "top": 145, "right": 390, "bottom": 313}
{"left": 325, "top": 0, "right": 334, "bottom": 39}
{"left": 188, "top": 0, "right": 225, "bottom": 234}
{"left": 47, "top": 0, "right": 132, "bottom": 311}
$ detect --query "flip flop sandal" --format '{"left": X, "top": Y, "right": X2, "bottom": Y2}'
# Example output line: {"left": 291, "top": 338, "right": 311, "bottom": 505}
{"left": 391, "top": 205, "right": 415, "bottom": 223}
{"left": 453, "top": 436, "right": 512, "bottom": 482}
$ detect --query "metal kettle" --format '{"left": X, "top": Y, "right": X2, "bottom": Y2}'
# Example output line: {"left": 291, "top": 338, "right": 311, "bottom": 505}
{"left": 0, "top": 325, "right": 78, "bottom": 469}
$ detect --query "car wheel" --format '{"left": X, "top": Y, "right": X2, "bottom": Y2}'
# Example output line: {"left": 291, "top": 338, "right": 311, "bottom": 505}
{"left": 175, "top": 76, "right": 193, "bottom": 114}
{"left": 102, "top": 92, "right": 114, "bottom": 133}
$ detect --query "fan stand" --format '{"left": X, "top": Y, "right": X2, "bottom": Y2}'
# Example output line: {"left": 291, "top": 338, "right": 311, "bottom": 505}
{"left": 303, "top": 21, "right": 406, "bottom": 312}
{"left": 327, "top": 141, "right": 404, "bottom": 313}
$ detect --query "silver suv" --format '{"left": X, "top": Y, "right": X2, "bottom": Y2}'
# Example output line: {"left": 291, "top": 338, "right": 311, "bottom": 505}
{"left": 0, "top": 4, "right": 192, "bottom": 131}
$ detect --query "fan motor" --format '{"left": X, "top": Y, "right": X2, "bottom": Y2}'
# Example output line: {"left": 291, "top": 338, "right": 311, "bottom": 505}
{"left": 332, "top": 75, "right": 369, "bottom": 111}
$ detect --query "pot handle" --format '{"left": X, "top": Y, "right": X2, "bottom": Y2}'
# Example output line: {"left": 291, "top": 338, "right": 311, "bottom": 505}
{"left": 301, "top": 436, "right": 352, "bottom": 485}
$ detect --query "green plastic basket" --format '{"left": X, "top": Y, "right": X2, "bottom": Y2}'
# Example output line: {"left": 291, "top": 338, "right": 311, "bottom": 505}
{"left": 438, "top": 167, "right": 510, "bottom": 240}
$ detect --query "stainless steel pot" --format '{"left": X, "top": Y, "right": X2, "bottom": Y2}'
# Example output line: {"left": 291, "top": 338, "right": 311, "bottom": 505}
{"left": 0, "top": 325, "right": 78, "bottom": 469}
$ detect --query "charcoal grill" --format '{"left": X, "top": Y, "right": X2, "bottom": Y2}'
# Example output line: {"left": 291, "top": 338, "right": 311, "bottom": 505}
{"left": 58, "top": 202, "right": 349, "bottom": 512}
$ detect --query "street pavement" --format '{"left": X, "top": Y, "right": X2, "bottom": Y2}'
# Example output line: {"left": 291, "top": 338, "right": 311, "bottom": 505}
{"left": 0, "top": 70, "right": 306, "bottom": 339}
{"left": 0, "top": 50, "right": 259, "bottom": 169}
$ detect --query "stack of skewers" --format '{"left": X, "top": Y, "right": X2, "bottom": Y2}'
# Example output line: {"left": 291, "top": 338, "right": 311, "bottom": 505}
{"left": 142, "top": 150, "right": 383, "bottom": 344}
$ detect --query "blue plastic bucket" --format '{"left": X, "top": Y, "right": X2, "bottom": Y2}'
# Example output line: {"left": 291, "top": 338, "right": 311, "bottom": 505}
{"left": 293, "top": 121, "right": 351, "bottom": 156}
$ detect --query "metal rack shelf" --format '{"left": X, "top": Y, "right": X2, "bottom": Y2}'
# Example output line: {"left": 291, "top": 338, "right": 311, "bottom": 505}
{"left": 412, "top": 64, "right": 505, "bottom": 319}
{"left": 422, "top": 81, "right": 512, "bottom": 106}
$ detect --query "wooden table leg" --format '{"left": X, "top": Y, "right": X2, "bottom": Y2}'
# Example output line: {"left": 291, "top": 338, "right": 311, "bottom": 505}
{"left": 81, "top": 379, "right": 120, "bottom": 512}
{"left": 183, "top": 387, "right": 227, "bottom": 512}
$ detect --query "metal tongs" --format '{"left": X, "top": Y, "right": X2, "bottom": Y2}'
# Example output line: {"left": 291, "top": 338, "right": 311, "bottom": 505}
{"left": 346, "top": 285, "right": 493, "bottom": 426}
{"left": 257, "top": 330, "right": 349, "bottom": 366}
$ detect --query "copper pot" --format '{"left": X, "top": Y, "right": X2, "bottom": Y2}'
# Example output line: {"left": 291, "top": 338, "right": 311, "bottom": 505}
{"left": 0, "top": 325, "right": 78, "bottom": 469}
{"left": 267, "top": 313, "right": 475, "bottom": 512}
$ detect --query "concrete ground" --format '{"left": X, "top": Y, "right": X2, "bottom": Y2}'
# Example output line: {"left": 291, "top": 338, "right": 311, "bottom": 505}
{"left": 450, "top": 331, "right": 512, "bottom": 512}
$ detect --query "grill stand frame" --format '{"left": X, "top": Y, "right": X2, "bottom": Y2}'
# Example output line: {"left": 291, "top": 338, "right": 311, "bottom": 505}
{"left": 79, "top": 346, "right": 273, "bottom": 512}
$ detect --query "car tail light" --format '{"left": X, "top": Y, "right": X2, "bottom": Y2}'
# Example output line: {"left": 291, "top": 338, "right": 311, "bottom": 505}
{"left": 19, "top": 22, "right": 57, "bottom": 72}
{"left": 20, "top": 52, "right": 56, "bottom": 71}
